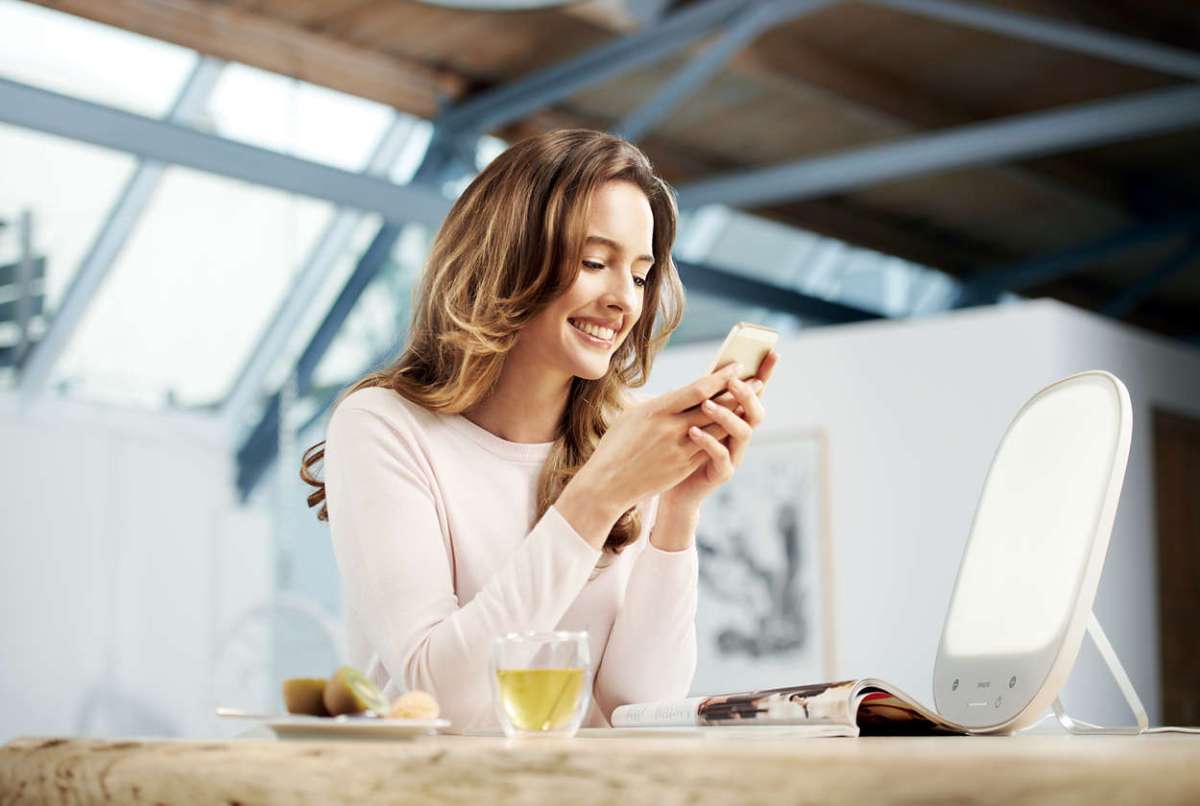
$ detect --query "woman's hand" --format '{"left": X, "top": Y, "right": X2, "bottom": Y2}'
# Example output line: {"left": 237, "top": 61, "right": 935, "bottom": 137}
{"left": 555, "top": 363, "right": 743, "bottom": 549}
{"left": 653, "top": 351, "right": 778, "bottom": 549}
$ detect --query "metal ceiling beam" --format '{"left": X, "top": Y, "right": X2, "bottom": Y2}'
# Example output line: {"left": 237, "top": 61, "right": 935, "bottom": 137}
{"left": 676, "top": 259, "right": 881, "bottom": 324}
{"left": 868, "top": 0, "right": 1200, "bottom": 81}
{"left": 952, "top": 212, "right": 1200, "bottom": 307}
{"left": 235, "top": 225, "right": 405, "bottom": 499}
{"left": 1101, "top": 236, "right": 1200, "bottom": 320}
{"left": 437, "top": 0, "right": 751, "bottom": 134}
{"left": 235, "top": 386, "right": 284, "bottom": 500}
{"left": 16, "top": 57, "right": 224, "bottom": 397}
{"left": 615, "top": 0, "right": 833, "bottom": 142}
{"left": 627, "top": 0, "right": 673, "bottom": 25}
{"left": 235, "top": 140, "right": 461, "bottom": 500}
{"left": 0, "top": 78, "right": 455, "bottom": 230}
{"left": 675, "top": 84, "right": 1200, "bottom": 210}
{"left": 221, "top": 115, "right": 427, "bottom": 433}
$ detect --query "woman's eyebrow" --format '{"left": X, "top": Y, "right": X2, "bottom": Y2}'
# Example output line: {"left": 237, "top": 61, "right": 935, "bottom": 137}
{"left": 585, "top": 234, "right": 654, "bottom": 265}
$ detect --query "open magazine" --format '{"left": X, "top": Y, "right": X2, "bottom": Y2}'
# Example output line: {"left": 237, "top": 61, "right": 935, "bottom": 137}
{"left": 611, "top": 679, "right": 969, "bottom": 737}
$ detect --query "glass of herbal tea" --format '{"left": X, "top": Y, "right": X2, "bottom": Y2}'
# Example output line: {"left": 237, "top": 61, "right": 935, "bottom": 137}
{"left": 491, "top": 631, "right": 591, "bottom": 738}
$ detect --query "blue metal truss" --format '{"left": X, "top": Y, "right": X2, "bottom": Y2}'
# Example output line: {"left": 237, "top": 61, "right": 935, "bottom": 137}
{"left": 615, "top": 1, "right": 833, "bottom": 142}
{"left": 675, "top": 85, "right": 1200, "bottom": 210}
{"left": 869, "top": 0, "right": 1200, "bottom": 81}
{"left": 0, "top": 77, "right": 454, "bottom": 230}
{"left": 676, "top": 260, "right": 881, "bottom": 324}
{"left": 1101, "top": 237, "right": 1200, "bottom": 320}
{"left": 234, "top": 223, "right": 406, "bottom": 499}
{"left": 221, "top": 115, "right": 427, "bottom": 432}
{"left": 661, "top": 0, "right": 1200, "bottom": 216}
{"left": 438, "top": 0, "right": 752, "bottom": 136}
{"left": 16, "top": 57, "right": 224, "bottom": 397}
{"left": 952, "top": 212, "right": 1200, "bottom": 308}
{"left": 234, "top": 138, "right": 463, "bottom": 499}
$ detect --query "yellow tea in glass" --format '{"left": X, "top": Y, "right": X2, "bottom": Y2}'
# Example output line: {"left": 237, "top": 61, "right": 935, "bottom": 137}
{"left": 491, "top": 632, "right": 591, "bottom": 737}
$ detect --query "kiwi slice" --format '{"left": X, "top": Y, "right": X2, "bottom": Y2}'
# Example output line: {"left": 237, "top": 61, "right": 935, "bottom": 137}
{"left": 322, "top": 666, "right": 389, "bottom": 716}
{"left": 282, "top": 678, "right": 329, "bottom": 716}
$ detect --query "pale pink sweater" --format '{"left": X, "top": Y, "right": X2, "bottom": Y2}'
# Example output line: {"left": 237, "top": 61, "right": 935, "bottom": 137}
{"left": 323, "top": 387, "right": 698, "bottom": 732}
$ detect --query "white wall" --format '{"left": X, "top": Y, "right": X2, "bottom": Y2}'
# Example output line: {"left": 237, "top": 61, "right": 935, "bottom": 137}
{"left": 646, "top": 299, "right": 1200, "bottom": 725}
{"left": 0, "top": 394, "right": 271, "bottom": 742}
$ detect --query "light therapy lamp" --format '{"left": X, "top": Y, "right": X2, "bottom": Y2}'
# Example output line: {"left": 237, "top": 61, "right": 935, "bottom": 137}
{"left": 932, "top": 370, "right": 1148, "bottom": 735}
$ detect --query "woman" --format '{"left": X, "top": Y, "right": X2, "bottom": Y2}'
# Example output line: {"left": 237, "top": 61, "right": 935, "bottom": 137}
{"left": 301, "top": 129, "right": 776, "bottom": 732}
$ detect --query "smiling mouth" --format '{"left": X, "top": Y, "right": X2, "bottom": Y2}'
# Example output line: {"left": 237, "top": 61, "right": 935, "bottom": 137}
{"left": 568, "top": 318, "right": 616, "bottom": 346}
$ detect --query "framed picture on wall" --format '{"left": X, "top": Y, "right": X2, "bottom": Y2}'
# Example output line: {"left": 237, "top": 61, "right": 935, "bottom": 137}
{"left": 691, "top": 429, "right": 834, "bottom": 695}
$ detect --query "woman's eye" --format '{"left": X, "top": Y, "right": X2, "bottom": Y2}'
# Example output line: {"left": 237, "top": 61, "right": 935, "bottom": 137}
{"left": 583, "top": 260, "right": 605, "bottom": 270}
{"left": 633, "top": 276, "right": 648, "bottom": 289}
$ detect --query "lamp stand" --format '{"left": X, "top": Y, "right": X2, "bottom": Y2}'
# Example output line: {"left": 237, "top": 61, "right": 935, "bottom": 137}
{"left": 1052, "top": 611, "right": 1148, "bottom": 735}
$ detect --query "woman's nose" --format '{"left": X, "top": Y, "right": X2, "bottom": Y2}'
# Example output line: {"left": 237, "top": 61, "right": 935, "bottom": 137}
{"left": 608, "top": 267, "right": 639, "bottom": 312}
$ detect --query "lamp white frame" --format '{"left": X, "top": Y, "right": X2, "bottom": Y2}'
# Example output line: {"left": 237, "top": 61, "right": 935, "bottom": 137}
{"left": 932, "top": 371, "right": 1142, "bottom": 735}
{"left": 1051, "top": 612, "right": 1148, "bottom": 735}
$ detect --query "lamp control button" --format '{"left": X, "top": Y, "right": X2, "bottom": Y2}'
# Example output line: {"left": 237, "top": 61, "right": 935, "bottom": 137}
{"left": 994, "top": 696, "right": 1003, "bottom": 708}
{"left": 1009, "top": 676, "right": 1017, "bottom": 688}
{"left": 952, "top": 678, "right": 959, "bottom": 691}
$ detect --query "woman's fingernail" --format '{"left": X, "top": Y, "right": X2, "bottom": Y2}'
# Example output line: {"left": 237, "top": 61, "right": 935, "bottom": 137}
{"left": 702, "top": 399, "right": 717, "bottom": 412}
{"left": 689, "top": 426, "right": 701, "bottom": 437}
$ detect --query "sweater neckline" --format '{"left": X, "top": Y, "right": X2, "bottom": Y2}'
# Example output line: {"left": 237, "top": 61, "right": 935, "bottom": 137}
{"left": 446, "top": 413, "right": 556, "bottom": 464}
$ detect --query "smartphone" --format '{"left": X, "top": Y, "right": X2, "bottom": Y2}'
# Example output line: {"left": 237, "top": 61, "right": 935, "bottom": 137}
{"left": 708, "top": 322, "right": 778, "bottom": 380}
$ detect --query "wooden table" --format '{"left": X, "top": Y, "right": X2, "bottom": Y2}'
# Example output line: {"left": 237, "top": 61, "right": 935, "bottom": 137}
{"left": 3, "top": 732, "right": 1199, "bottom": 804}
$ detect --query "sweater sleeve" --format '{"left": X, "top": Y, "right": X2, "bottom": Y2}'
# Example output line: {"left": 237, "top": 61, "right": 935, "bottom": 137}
{"left": 323, "top": 404, "right": 601, "bottom": 729}
{"left": 592, "top": 503, "right": 699, "bottom": 721}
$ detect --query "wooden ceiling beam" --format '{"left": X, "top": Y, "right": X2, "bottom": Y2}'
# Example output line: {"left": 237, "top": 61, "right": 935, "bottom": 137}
{"left": 567, "top": 0, "right": 1135, "bottom": 210}
{"left": 24, "top": 0, "right": 468, "bottom": 118}
{"left": 562, "top": 0, "right": 646, "bottom": 32}
{"left": 563, "top": 1, "right": 1134, "bottom": 264}
{"left": 730, "top": 36, "right": 1133, "bottom": 210}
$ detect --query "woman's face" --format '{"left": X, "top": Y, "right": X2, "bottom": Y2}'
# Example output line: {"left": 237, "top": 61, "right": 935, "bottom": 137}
{"left": 517, "top": 180, "right": 655, "bottom": 382}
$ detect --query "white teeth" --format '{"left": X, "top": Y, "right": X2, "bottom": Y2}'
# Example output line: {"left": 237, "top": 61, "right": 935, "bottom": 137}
{"left": 570, "top": 319, "right": 615, "bottom": 341}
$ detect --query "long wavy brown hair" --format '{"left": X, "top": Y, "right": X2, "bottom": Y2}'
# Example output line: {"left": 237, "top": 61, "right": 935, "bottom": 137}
{"left": 300, "top": 129, "right": 685, "bottom": 554}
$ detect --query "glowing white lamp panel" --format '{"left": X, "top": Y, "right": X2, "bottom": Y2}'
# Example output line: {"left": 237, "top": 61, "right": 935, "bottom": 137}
{"left": 942, "top": 375, "right": 1122, "bottom": 657}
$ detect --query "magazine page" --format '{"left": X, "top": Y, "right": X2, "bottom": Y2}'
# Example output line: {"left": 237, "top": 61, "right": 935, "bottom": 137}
{"left": 610, "top": 696, "right": 707, "bottom": 727}
{"left": 611, "top": 681, "right": 861, "bottom": 729}
{"left": 585, "top": 724, "right": 858, "bottom": 739}
{"left": 611, "top": 678, "right": 971, "bottom": 735}
{"left": 696, "top": 680, "right": 860, "bottom": 726}
{"left": 850, "top": 678, "right": 967, "bottom": 735}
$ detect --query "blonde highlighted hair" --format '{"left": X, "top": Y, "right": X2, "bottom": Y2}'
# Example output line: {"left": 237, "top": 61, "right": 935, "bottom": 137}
{"left": 300, "top": 129, "right": 684, "bottom": 554}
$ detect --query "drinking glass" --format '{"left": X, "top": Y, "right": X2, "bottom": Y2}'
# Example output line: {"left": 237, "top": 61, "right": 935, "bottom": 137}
{"left": 490, "top": 631, "right": 591, "bottom": 738}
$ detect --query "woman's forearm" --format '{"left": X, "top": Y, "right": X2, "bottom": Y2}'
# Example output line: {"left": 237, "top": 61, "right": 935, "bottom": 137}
{"left": 557, "top": 475, "right": 702, "bottom": 553}
{"left": 593, "top": 526, "right": 699, "bottom": 720}
{"left": 650, "top": 492, "right": 700, "bottom": 552}
{"left": 554, "top": 467, "right": 628, "bottom": 551}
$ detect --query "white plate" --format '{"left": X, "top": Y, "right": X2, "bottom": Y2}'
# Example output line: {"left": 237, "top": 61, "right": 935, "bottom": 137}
{"left": 217, "top": 708, "right": 449, "bottom": 740}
